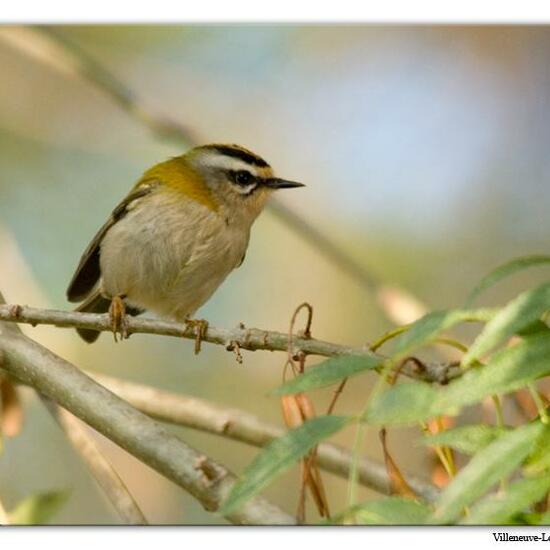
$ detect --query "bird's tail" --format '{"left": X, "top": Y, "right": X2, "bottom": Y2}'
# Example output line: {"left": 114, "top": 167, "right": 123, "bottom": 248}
{"left": 75, "top": 291, "right": 111, "bottom": 343}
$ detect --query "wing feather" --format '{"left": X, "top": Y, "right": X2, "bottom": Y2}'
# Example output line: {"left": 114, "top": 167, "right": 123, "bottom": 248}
{"left": 66, "top": 184, "right": 156, "bottom": 303}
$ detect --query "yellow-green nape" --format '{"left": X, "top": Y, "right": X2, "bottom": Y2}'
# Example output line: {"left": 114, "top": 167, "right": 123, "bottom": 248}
{"left": 139, "top": 156, "right": 219, "bottom": 212}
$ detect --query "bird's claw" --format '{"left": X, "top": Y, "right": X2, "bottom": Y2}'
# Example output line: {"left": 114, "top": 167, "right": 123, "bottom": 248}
{"left": 109, "top": 295, "right": 129, "bottom": 342}
{"left": 184, "top": 318, "right": 209, "bottom": 354}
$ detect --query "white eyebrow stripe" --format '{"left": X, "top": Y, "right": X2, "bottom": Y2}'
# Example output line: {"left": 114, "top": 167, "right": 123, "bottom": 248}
{"left": 199, "top": 152, "right": 261, "bottom": 176}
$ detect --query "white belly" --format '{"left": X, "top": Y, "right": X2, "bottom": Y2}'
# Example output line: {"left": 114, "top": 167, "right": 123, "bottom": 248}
{"left": 99, "top": 191, "right": 250, "bottom": 320}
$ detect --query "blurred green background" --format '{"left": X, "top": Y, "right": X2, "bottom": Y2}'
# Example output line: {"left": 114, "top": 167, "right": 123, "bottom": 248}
{"left": 1, "top": 25, "right": 550, "bottom": 524}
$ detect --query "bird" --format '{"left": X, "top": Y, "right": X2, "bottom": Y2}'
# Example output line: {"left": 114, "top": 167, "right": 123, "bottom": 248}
{"left": 66, "top": 143, "right": 304, "bottom": 351}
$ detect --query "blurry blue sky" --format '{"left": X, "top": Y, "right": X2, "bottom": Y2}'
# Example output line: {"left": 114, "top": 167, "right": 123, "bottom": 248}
{"left": 9, "top": 26, "right": 546, "bottom": 240}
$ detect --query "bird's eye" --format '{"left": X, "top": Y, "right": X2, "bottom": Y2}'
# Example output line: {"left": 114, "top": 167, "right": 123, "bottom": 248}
{"left": 234, "top": 170, "right": 253, "bottom": 186}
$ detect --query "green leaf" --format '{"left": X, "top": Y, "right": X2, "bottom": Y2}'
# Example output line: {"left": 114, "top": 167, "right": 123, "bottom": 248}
{"left": 462, "top": 475, "right": 550, "bottom": 525}
{"left": 432, "top": 422, "right": 545, "bottom": 524}
{"left": 220, "top": 415, "right": 350, "bottom": 515}
{"left": 392, "top": 309, "right": 493, "bottom": 360}
{"left": 272, "top": 355, "right": 382, "bottom": 395}
{"left": 367, "top": 334, "right": 550, "bottom": 426}
{"left": 463, "top": 283, "right": 550, "bottom": 366}
{"left": 8, "top": 490, "right": 70, "bottom": 525}
{"left": 365, "top": 382, "right": 440, "bottom": 425}
{"left": 525, "top": 428, "right": 550, "bottom": 475}
{"left": 331, "top": 497, "right": 432, "bottom": 525}
{"left": 530, "top": 510, "right": 550, "bottom": 525}
{"left": 466, "top": 255, "right": 550, "bottom": 306}
{"left": 447, "top": 333, "right": 550, "bottom": 409}
{"left": 422, "top": 425, "right": 509, "bottom": 455}
{"left": 517, "top": 320, "right": 550, "bottom": 338}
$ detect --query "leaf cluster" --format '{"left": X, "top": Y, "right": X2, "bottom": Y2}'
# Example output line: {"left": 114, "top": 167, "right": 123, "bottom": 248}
{"left": 222, "top": 255, "right": 550, "bottom": 525}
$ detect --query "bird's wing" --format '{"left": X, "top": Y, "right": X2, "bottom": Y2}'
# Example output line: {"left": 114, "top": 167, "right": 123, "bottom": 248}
{"left": 66, "top": 183, "right": 157, "bottom": 303}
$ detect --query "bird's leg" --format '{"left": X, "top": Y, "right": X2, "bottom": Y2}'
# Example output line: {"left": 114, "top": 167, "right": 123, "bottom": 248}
{"left": 108, "top": 295, "right": 129, "bottom": 342}
{"left": 184, "top": 318, "right": 209, "bottom": 355}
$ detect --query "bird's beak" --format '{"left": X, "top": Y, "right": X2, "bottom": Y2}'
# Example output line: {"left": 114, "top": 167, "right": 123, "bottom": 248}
{"left": 263, "top": 178, "right": 305, "bottom": 189}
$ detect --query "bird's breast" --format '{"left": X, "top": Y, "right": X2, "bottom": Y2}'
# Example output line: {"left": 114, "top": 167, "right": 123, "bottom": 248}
{"left": 99, "top": 190, "right": 251, "bottom": 319}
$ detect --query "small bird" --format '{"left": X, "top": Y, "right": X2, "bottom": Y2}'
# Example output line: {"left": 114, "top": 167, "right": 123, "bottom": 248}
{"left": 66, "top": 144, "right": 304, "bottom": 349}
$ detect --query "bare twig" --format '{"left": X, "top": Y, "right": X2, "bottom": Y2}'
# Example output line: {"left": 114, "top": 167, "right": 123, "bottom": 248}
{"left": 41, "top": 397, "right": 148, "bottom": 525}
{"left": 0, "top": 305, "right": 461, "bottom": 384}
{"left": 379, "top": 428, "right": 417, "bottom": 499}
{"left": 289, "top": 302, "right": 314, "bottom": 342}
{"left": 88, "top": 371, "right": 439, "bottom": 503}
{"left": 283, "top": 304, "right": 332, "bottom": 521}
{"left": 0, "top": 309, "right": 295, "bottom": 525}
{"left": 326, "top": 378, "right": 349, "bottom": 415}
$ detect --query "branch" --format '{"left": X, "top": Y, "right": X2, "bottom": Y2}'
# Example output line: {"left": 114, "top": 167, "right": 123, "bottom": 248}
{"left": 2, "top": 295, "right": 147, "bottom": 525}
{"left": 40, "top": 397, "right": 148, "bottom": 525}
{"left": 0, "top": 305, "right": 461, "bottom": 383}
{"left": 89, "top": 371, "right": 439, "bottom": 503}
{"left": 0, "top": 318, "right": 295, "bottom": 525}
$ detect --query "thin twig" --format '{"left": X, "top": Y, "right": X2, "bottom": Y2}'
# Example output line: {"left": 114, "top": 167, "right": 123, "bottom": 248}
{"left": 326, "top": 378, "right": 349, "bottom": 415}
{"left": 41, "top": 397, "right": 148, "bottom": 525}
{"left": 87, "top": 371, "right": 439, "bottom": 503}
{"left": 379, "top": 428, "right": 417, "bottom": 499}
{"left": 0, "top": 305, "right": 461, "bottom": 384}
{"left": 284, "top": 303, "right": 324, "bottom": 522}
{"left": 286, "top": 302, "right": 313, "bottom": 370}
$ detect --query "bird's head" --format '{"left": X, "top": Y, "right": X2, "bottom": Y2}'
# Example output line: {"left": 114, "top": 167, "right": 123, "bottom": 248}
{"left": 181, "top": 144, "right": 304, "bottom": 221}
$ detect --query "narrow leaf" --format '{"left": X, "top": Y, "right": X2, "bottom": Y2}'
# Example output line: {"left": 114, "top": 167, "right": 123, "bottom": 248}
{"left": 467, "top": 255, "right": 550, "bottom": 306}
{"left": 220, "top": 415, "right": 350, "bottom": 515}
{"left": 9, "top": 491, "right": 69, "bottom": 525}
{"left": 446, "top": 333, "right": 550, "bottom": 410}
{"left": 463, "top": 283, "right": 550, "bottom": 365}
{"left": 370, "top": 334, "right": 550, "bottom": 426}
{"left": 462, "top": 475, "right": 550, "bottom": 525}
{"left": 525, "top": 428, "right": 550, "bottom": 475}
{"left": 365, "top": 382, "right": 440, "bottom": 425}
{"left": 530, "top": 510, "right": 550, "bottom": 525}
{"left": 422, "top": 425, "right": 509, "bottom": 455}
{"left": 331, "top": 497, "right": 432, "bottom": 525}
{"left": 392, "top": 309, "right": 493, "bottom": 360}
{"left": 432, "top": 422, "right": 545, "bottom": 524}
{"left": 273, "top": 355, "right": 381, "bottom": 395}
{"left": 517, "top": 320, "right": 550, "bottom": 337}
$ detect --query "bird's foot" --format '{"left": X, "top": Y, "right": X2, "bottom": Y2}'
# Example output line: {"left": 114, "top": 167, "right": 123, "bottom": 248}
{"left": 184, "top": 318, "right": 209, "bottom": 355}
{"left": 109, "top": 295, "right": 129, "bottom": 342}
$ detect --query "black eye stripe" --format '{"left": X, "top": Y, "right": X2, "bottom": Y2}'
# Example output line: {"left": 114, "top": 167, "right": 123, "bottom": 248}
{"left": 227, "top": 170, "right": 261, "bottom": 196}
{"left": 230, "top": 170, "right": 255, "bottom": 187}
